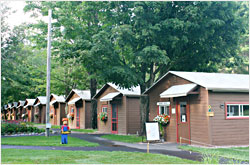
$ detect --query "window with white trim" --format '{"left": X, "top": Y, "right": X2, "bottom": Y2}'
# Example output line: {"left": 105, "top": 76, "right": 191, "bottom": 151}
{"left": 226, "top": 104, "right": 249, "bottom": 118}
{"left": 159, "top": 105, "right": 170, "bottom": 115}
{"left": 102, "top": 107, "right": 108, "bottom": 113}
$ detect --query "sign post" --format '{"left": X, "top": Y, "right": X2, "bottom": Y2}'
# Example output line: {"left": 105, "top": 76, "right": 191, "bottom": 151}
{"left": 145, "top": 122, "right": 160, "bottom": 153}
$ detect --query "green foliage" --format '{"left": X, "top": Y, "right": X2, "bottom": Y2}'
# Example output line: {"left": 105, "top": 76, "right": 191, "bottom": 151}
{"left": 1, "top": 122, "right": 44, "bottom": 135}
{"left": 1, "top": 149, "right": 199, "bottom": 164}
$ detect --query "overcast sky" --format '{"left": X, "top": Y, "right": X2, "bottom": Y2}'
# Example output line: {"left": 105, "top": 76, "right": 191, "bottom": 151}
{"left": 6, "top": 1, "right": 46, "bottom": 28}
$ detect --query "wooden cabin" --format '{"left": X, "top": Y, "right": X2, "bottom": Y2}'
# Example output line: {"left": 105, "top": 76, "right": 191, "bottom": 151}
{"left": 50, "top": 94, "right": 66, "bottom": 126}
{"left": 17, "top": 100, "right": 25, "bottom": 120}
{"left": 33, "top": 96, "right": 47, "bottom": 124}
{"left": 2, "top": 105, "right": 8, "bottom": 120}
{"left": 6, "top": 103, "right": 12, "bottom": 120}
{"left": 94, "top": 83, "right": 141, "bottom": 134}
{"left": 10, "top": 102, "right": 18, "bottom": 120}
{"left": 144, "top": 71, "right": 249, "bottom": 146}
{"left": 23, "top": 99, "right": 36, "bottom": 122}
{"left": 65, "top": 89, "right": 92, "bottom": 129}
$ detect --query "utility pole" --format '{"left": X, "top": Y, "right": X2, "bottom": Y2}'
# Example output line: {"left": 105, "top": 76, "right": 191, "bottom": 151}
{"left": 45, "top": 9, "right": 52, "bottom": 137}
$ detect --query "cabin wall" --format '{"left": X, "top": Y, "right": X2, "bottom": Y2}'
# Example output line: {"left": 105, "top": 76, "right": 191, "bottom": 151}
{"left": 208, "top": 92, "right": 249, "bottom": 146}
{"left": 85, "top": 101, "right": 92, "bottom": 129}
{"left": 127, "top": 97, "right": 141, "bottom": 134}
{"left": 148, "top": 74, "right": 210, "bottom": 145}
{"left": 97, "top": 86, "right": 119, "bottom": 133}
{"left": 148, "top": 74, "right": 192, "bottom": 142}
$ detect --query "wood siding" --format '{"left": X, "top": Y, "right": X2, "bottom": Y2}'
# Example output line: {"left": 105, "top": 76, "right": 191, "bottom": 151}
{"left": 208, "top": 92, "right": 249, "bottom": 146}
{"left": 66, "top": 93, "right": 90, "bottom": 129}
{"left": 148, "top": 74, "right": 210, "bottom": 145}
{"left": 85, "top": 101, "right": 92, "bottom": 129}
{"left": 97, "top": 86, "right": 118, "bottom": 133}
{"left": 127, "top": 97, "right": 141, "bottom": 134}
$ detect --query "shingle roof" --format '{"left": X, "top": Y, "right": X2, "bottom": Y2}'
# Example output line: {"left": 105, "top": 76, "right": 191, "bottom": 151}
{"left": 35, "top": 96, "right": 47, "bottom": 105}
{"left": 11, "top": 102, "right": 18, "bottom": 108}
{"left": 24, "top": 99, "right": 36, "bottom": 106}
{"left": 17, "top": 100, "right": 25, "bottom": 108}
{"left": 93, "top": 83, "right": 141, "bottom": 99}
{"left": 65, "top": 89, "right": 91, "bottom": 102}
{"left": 51, "top": 94, "right": 65, "bottom": 102}
{"left": 144, "top": 71, "right": 249, "bottom": 93}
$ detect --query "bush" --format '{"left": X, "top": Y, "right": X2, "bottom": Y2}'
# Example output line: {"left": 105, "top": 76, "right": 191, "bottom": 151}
{"left": 1, "top": 122, "right": 44, "bottom": 135}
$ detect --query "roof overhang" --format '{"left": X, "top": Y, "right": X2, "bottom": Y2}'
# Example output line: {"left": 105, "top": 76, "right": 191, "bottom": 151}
{"left": 50, "top": 100, "right": 57, "bottom": 106}
{"left": 68, "top": 97, "right": 82, "bottom": 105}
{"left": 100, "top": 92, "right": 121, "bottom": 102}
{"left": 208, "top": 87, "right": 249, "bottom": 92}
{"left": 34, "top": 103, "right": 41, "bottom": 107}
{"left": 160, "top": 84, "right": 197, "bottom": 98}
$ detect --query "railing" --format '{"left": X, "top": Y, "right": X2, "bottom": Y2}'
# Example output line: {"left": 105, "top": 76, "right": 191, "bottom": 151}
{"left": 179, "top": 137, "right": 248, "bottom": 151}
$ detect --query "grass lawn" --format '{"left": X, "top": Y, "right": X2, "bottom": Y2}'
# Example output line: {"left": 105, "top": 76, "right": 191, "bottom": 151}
{"left": 51, "top": 125, "right": 61, "bottom": 129}
{"left": 101, "top": 134, "right": 144, "bottom": 143}
{"left": 1, "top": 149, "right": 199, "bottom": 164}
{"left": 179, "top": 145, "right": 249, "bottom": 162}
{"left": 71, "top": 129, "right": 97, "bottom": 133}
{"left": 1, "top": 135, "right": 98, "bottom": 147}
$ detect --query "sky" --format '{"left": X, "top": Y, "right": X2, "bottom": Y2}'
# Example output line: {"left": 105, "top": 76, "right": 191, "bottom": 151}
{"left": 6, "top": 1, "right": 46, "bottom": 29}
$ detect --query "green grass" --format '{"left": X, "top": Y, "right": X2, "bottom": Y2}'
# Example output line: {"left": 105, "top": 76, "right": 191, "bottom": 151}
{"left": 1, "top": 135, "right": 98, "bottom": 147}
{"left": 51, "top": 125, "right": 61, "bottom": 129}
{"left": 71, "top": 129, "right": 97, "bottom": 133}
{"left": 101, "top": 134, "right": 144, "bottom": 143}
{"left": 179, "top": 145, "right": 249, "bottom": 162}
{"left": 1, "top": 149, "right": 199, "bottom": 164}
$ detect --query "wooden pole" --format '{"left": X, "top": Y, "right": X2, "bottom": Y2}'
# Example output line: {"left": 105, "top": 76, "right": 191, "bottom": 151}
{"left": 147, "top": 141, "right": 149, "bottom": 153}
{"left": 45, "top": 9, "right": 52, "bottom": 137}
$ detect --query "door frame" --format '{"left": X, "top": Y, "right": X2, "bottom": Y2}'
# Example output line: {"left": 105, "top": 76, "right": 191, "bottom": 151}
{"left": 176, "top": 100, "right": 191, "bottom": 144}
{"left": 111, "top": 104, "right": 118, "bottom": 134}
{"left": 54, "top": 108, "right": 57, "bottom": 125}
{"left": 76, "top": 107, "right": 80, "bottom": 129}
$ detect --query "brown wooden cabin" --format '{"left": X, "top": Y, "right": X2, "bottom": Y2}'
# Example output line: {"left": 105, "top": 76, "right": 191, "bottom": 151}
{"left": 2, "top": 105, "right": 8, "bottom": 120}
{"left": 50, "top": 94, "right": 66, "bottom": 126}
{"left": 6, "top": 103, "right": 12, "bottom": 120}
{"left": 65, "top": 89, "right": 92, "bottom": 129}
{"left": 23, "top": 99, "right": 36, "bottom": 122}
{"left": 144, "top": 71, "right": 249, "bottom": 146}
{"left": 10, "top": 102, "right": 18, "bottom": 120}
{"left": 17, "top": 100, "right": 25, "bottom": 120}
{"left": 33, "top": 96, "right": 47, "bottom": 124}
{"left": 94, "top": 83, "right": 141, "bottom": 134}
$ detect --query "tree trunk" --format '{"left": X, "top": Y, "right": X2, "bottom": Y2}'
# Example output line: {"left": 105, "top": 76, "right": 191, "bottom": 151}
{"left": 90, "top": 78, "right": 97, "bottom": 129}
{"left": 139, "top": 83, "right": 149, "bottom": 136}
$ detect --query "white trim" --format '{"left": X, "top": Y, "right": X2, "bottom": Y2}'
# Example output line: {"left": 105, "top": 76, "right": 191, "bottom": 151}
{"left": 157, "top": 102, "right": 170, "bottom": 106}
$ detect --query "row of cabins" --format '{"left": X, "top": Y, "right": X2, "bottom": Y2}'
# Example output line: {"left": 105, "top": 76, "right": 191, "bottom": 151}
{"left": 2, "top": 71, "right": 249, "bottom": 146}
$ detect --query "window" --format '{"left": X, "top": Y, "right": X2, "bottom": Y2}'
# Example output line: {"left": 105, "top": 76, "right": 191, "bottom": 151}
{"left": 226, "top": 103, "right": 249, "bottom": 119}
{"left": 159, "top": 105, "right": 170, "bottom": 115}
{"left": 180, "top": 103, "right": 187, "bottom": 122}
{"left": 102, "top": 107, "right": 108, "bottom": 113}
{"left": 157, "top": 102, "right": 170, "bottom": 115}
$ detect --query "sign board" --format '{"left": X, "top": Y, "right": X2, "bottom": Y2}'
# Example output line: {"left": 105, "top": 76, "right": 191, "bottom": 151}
{"left": 157, "top": 102, "right": 170, "bottom": 106}
{"left": 145, "top": 122, "right": 160, "bottom": 141}
{"left": 172, "top": 108, "right": 176, "bottom": 114}
{"left": 46, "top": 123, "right": 51, "bottom": 128}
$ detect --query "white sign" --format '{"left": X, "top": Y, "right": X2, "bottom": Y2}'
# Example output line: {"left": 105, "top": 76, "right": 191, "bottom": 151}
{"left": 157, "top": 102, "right": 170, "bottom": 106}
{"left": 46, "top": 123, "right": 51, "bottom": 128}
{"left": 145, "top": 122, "right": 160, "bottom": 141}
{"left": 172, "top": 108, "right": 176, "bottom": 114}
{"left": 181, "top": 115, "right": 186, "bottom": 122}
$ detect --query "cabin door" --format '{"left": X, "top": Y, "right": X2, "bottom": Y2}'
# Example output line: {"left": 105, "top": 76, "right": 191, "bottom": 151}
{"left": 177, "top": 101, "right": 190, "bottom": 144}
{"left": 111, "top": 104, "right": 118, "bottom": 134}
{"left": 28, "top": 110, "right": 31, "bottom": 122}
{"left": 54, "top": 108, "right": 57, "bottom": 125}
{"left": 76, "top": 107, "right": 80, "bottom": 129}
